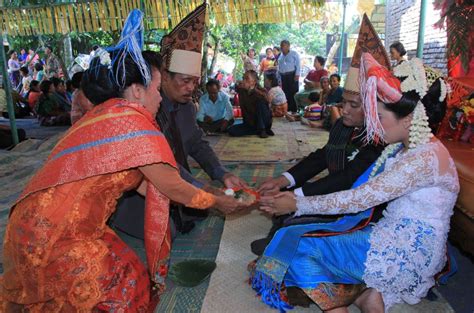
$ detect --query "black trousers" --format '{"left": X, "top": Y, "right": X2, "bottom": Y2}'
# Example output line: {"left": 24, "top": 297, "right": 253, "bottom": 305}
{"left": 0, "top": 128, "right": 26, "bottom": 149}
{"left": 280, "top": 71, "right": 299, "bottom": 112}
{"left": 228, "top": 101, "right": 272, "bottom": 137}
{"left": 198, "top": 118, "right": 234, "bottom": 133}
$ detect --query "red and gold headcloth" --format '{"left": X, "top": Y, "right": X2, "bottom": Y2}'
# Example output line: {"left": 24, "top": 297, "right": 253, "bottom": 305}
{"left": 160, "top": 3, "right": 206, "bottom": 78}
{"left": 343, "top": 13, "right": 391, "bottom": 98}
{"left": 359, "top": 52, "right": 402, "bottom": 144}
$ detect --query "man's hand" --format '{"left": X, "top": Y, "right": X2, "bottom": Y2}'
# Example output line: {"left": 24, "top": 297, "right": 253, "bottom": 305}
{"left": 220, "top": 120, "right": 229, "bottom": 132}
{"left": 214, "top": 195, "right": 244, "bottom": 215}
{"left": 204, "top": 115, "right": 213, "bottom": 123}
{"left": 257, "top": 176, "right": 290, "bottom": 196}
{"left": 294, "top": 75, "right": 300, "bottom": 82}
{"left": 259, "top": 192, "right": 297, "bottom": 216}
{"left": 223, "top": 173, "right": 248, "bottom": 189}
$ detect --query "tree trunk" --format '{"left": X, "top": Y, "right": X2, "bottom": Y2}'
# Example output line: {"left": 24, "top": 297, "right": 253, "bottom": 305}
{"left": 56, "top": 35, "right": 70, "bottom": 81}
{"left": 326, "top": 37, "right": 340, "bottom": 69}
{"left": 208, "top": 34, "right": 220, "bottom": 77}
{"left": 63, "top": 33, "right": 73, "bottom": 75}
{"left": 200, "top": 29, "right": 209, "bottom": 90}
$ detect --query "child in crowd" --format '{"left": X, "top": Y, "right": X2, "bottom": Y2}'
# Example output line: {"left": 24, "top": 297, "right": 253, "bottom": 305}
{"left": 27, "top": 80, "right": 41, "bottom": 113}
{"left": 51, "top": 77, "right": 72, "bottom": 112}
{"left": 65, "top": 80, "right": 74, "bottom": 103}
{"left": 265, "top": 74, "right": 287, "bottom": 117}
{"left": 19, "top": 67, "right": 32, "bottom": 98}
{"left": 33, "top": 63, "right": 45, "bottom": 82}
{"left": 304, "top": 92, "right": 323, "bottom": 122}
{"left": 37, "top": 80, "right": 70, "bottom": 126}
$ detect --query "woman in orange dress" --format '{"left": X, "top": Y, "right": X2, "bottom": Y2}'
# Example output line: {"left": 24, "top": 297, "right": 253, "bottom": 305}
{"left": 0, "top": 10, "right": 239, "bottom": 312}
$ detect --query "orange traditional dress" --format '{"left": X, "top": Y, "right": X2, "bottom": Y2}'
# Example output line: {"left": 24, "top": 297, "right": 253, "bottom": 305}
{"left": 1, "top": 99, "right": 180, "bottom": 312}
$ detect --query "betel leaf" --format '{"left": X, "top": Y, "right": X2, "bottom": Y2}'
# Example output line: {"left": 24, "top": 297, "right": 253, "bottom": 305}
{"left": 167, "top": 260, "right": 217, "bottom": 288}
{"left": 234, "top": 190, "right": 245, "bottom": 199}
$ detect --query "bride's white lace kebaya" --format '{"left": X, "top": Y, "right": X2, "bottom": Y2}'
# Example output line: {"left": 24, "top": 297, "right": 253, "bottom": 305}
{"left": 294, "top": 57, "right": 460, "bottom": 310}
{"left": 295, "top": 141, "right": 459, "bottom": 310}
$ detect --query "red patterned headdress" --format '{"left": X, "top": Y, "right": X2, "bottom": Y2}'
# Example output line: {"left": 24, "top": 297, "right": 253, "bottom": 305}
{"left": 359, "top": 52, "right": 402, "bottom": 144}
{"left": 160, "top": 3, "right": 206, "bottom": 78}
{"left": 343, "top": 13, "right": 391, "bottom": 98}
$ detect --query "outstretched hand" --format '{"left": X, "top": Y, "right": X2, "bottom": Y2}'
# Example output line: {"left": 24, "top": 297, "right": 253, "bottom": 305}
{"left": 214, "top": 195, "right": 245, "bottom": 215}
{"left": 259, "top": 192, "right": 297, "bottom": 216}
{"left": 223, "top": 173, "right": 248, "bottom": 189}
{"left": 257, "top": 176, "right": 289, "bottom": 196}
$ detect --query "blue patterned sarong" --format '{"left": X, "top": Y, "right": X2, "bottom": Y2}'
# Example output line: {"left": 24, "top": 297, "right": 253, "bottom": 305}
{"left": 251, "top": 144, "right": 457, "bottom": 312}
{"left": 251, "top": 146, "right": 403, "bottom": 312}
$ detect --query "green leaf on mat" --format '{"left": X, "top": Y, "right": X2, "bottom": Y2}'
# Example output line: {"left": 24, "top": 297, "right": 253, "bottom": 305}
{"left": 168, "top": 260, "right": 217, "bottom": 287}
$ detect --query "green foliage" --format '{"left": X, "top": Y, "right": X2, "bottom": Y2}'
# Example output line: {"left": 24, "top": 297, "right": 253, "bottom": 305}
{"left": 7, "top": 31, "right": 115, "bottom": 55}
{"left": 1, "top": 0, "right": 73, "bottom": 8}
{"left": 6, "top": 27, "right": 166, "bottom": 59}
{"left": 210, "top": 22, "right": 338, "bottom": 78}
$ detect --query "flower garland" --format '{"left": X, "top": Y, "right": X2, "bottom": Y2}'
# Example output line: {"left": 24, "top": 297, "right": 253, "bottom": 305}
{"left": 393, "top": 58, "right": 432, "bottom": 149}
{"left": 96, "top": 49, "right": 111, "bottom": 68}
{"left": 439, "top": 78, "right": 447, "bottom": 102}
{"left": 370, "top": 143, "right": 403, "bottom": 177}
{"left": 409, "top": 101, "right": 433, "bottom": 148}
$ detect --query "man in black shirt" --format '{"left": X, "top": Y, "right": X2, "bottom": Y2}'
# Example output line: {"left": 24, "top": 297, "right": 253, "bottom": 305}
{"left": 253, "top": 13, "right": 392, "bottom": 255}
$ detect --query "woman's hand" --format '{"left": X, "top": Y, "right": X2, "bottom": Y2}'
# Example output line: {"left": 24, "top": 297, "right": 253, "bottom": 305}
{"left": 136, "top": 180, "right": 147, "bottom": 196}
{"left": 214, "top": 195, "right": 243, "bottom": 215}
{"left": 202, "top": 184, "right": 225, "bottom": 196}
{"left": 259, "top": 192, "right": 297, "bottom": 216}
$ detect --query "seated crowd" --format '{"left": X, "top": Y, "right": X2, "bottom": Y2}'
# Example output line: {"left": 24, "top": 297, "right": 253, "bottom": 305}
{"left": 195, "top": 45, "right": 345, "bottom": 138}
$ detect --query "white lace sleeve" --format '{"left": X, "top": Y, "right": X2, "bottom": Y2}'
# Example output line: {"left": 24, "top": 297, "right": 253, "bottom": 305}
{"left": 295, "top": 147, "right": 438, "bottom": 216}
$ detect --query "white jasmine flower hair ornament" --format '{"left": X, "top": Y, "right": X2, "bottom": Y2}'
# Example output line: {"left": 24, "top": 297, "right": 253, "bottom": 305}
{"left": 95, "top": 48, "right": 111, "bottom": 68}
{"left": 393, "top": 58, "right": 427, "bottom": 97}
{"left": 439, "top": 78, "right": 447, "bottom": 102}
{"left": 392, "top": 58, "right": 433, "bottom": 149}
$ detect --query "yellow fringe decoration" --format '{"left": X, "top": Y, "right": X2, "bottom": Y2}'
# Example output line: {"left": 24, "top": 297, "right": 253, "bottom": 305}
{"left": 66, "top": 4, "right": 77, "bottom": 33}
{"left": 0, "top": 0, "right": 325, "bottom": 36}
{"left": 119, "top": 0, "right": 128, "bottom": 28}
{"left": 89, "top": 2, "right": 99, "bottom": 33}
{"left": 45, "top": 7, "right": 53, "bottom": 34}
{"left": 76, "top": 4, "right": 84, "bottom": 33}
{"left": 82, "top": 3, "right": 92, "bottom": 33}
{"left": 108, "top": 1, "right": 119, "bottom": 31}
{"left": 161, "top": 0, "right": 169, "bottom": 29}
{"left": 14, "top": 10, "right": 23, "bottom": 36}
{"left": 7, "top": 10, "right": 14, "bottom": 36}
{"left": 97, "top": 1, "right": 108, "bottom": 32}
{"left": 52, "top": 7, "right": 62, "bottom": 34}
{"left": 60, "top": 5, "right": 70, "bottom": 33}
{"left": 23, "top": 10, "right": 32, "bottom": 36}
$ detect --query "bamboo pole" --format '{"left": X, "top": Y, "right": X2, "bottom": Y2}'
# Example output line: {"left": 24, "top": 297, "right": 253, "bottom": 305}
{"left": 0, "top": 35, "right": 19, "bottom": 145}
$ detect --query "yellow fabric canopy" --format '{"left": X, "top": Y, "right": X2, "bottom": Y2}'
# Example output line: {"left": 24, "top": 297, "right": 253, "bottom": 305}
{"left": 0, "top": 0, "right": 325, "bottom": 36}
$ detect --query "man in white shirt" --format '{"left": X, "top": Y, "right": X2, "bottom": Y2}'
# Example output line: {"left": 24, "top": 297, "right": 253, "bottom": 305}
{"left": 277, "top": 40, "right": 300, "bottom": 112}
{"left": 197, "top": 79, "right": 234, "bottom": 133}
